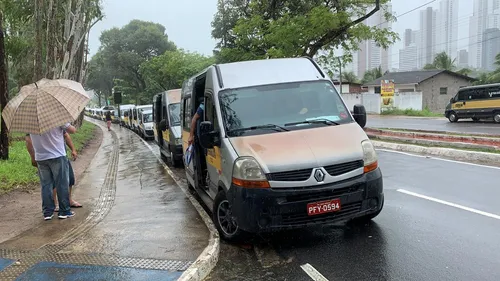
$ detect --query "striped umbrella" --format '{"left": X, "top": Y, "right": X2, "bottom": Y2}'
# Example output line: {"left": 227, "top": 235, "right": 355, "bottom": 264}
{"left": 1, "top": 78, "right": 90, "bottom": 134}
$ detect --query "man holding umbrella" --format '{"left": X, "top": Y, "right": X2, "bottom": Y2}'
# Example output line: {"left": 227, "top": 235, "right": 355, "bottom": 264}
{"left": 1, "top": 78, "right": 90, "bottom": 221}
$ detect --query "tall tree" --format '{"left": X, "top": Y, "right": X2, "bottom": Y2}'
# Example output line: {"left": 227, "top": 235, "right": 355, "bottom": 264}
{"left": 140, "top": 49, "right": 215, "bottom": 95}
{"left": 211, "top": 0, "right": 398, "bottom": 62}
{"left": 0, "top": 11, "right": 9, "bottom": 160}
{"left": 86, "top": 20, "right": 176, "bottom": 104}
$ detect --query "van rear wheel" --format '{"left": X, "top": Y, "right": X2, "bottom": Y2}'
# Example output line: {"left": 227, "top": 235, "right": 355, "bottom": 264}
{"left": 213, "top": 190, "right": 247, "bottom": 242}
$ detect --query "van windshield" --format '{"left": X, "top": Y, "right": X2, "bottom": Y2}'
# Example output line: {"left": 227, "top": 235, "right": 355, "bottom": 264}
{"left": 143, "top": 113, "right": 153, "bottom": 123}
{"left": 219, "top": 81, "right": 352, "bottom": 137}
{"left": 169, "top": 103, "right": 181, "bottom": 126}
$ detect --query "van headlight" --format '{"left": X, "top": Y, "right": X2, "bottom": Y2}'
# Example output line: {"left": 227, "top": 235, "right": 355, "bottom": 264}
{"left": 362, "top": 140, "right": 378, "bottom": 173}
{"left": 232, "top": 157, "right": 270, "bottom": 188}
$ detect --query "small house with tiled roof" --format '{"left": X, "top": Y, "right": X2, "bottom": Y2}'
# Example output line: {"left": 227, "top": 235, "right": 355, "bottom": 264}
{"left": 363, "top": 70, "right": 476, "bottom": 112}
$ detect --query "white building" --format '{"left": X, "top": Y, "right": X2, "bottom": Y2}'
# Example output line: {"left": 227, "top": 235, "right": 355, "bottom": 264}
{"left": 399, "top": 44, "right": 419, "bottom": 71}
{"left": 436, "top": 0, "right": 459, "bottom": 59}
{"left": 356, "top": 3, "right": 392, "bottom": 77}
{"left": 419, "top": 7, "right": 437, "bottom": 68}
{"left": 469, "top": 0, "right": 500, "bottom": 69}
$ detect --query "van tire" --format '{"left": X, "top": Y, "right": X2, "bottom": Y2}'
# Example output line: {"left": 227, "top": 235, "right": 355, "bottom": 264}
{"left": 213, "top": 190, "right": 247, "bottom": 242}
{"left": 494, "top": 112, "right": 500, "bottom": 123}
{"left": 170, "top": 151, "right": 182, "bottom": 167}
{"left": 448, "top": 111, "right": 458, "bottom": 123}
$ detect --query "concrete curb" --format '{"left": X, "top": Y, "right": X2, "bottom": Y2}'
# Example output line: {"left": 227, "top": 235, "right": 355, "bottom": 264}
{"left": 366, "top": 128, "right": 500, "bottom": 143}
{"left": 372, "top": 140, "right": 500, "bottom": 163}
{"left": 368, "top": 134, "right": 500, "bottom": 151}
{"left": 141, "top": 140, "right": 219, "bottom": 281}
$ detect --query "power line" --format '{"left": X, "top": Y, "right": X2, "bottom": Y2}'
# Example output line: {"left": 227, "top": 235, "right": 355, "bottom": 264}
{"left": 375, "top": 0, "right": 437, "bottom": 27}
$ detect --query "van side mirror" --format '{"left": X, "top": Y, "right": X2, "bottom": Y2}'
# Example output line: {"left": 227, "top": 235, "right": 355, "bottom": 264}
{"left": 199, "top": 121, "right": 220, "bottom": 149}
{"left": 159, "top": 119, "right": 168, "bottom": 131}
{"left": 352, "top": 104, "right": 367, "bottom": 128}
{"left": 450, "top": 97, "right": 454, "bottom": 103}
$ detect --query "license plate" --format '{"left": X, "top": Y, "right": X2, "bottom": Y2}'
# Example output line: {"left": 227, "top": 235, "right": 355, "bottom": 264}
{"left": 307, "top": 199, "right": 341, "bottom": 216}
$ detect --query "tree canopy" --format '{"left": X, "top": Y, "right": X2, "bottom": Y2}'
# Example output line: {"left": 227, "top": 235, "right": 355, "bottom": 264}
{"left": 211, "top": 0, "right": 398, "bottom": 63}
{"left": 86, "top": 20, "right": 215, "bottom": 106}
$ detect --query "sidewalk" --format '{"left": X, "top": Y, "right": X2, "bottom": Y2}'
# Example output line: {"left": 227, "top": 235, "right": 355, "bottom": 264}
{"left": 0, "top": 119, "right": 209, "bottom": 280}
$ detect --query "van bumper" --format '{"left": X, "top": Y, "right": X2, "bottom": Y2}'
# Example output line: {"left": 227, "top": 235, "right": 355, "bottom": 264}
{"left": 227, "top": 168, "right": 384, "bottom": 233}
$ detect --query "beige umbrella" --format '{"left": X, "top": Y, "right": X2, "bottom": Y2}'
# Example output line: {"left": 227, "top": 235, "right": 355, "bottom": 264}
{"left": 1, "top": 78, "right": 90, "bottom": 134}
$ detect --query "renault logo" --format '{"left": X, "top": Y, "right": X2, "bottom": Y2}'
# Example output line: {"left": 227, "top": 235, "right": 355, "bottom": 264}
{"left": 313, "top": 169, "right": 325, "bottom": 182}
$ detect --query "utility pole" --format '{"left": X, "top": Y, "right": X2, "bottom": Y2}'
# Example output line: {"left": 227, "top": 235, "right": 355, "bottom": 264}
{"left": 337, "top": 56, "right": 342, "bottom": 95}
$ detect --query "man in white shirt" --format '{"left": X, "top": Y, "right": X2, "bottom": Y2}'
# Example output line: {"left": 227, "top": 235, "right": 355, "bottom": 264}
{"left": 26, "top": 123, "right": 77, "bottom": 220}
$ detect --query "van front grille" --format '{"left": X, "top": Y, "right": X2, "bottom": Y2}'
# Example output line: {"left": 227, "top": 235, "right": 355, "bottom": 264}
{"left": 266, "top": 168, "right": 312, "bottom": 181}
{"left": 324, "top": 160, "right": 363, "bottom": 176}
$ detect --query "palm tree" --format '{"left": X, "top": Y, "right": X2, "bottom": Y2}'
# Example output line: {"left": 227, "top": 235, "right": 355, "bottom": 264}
{"left": 432, "top": 52, "right": 456, "bottom": 71}
{"left": 341, "top": 71, "right": 359, "bottom": 83}
{"left": 456, "top": 68, "right": 472, "bottom": 76}
{"left": 423, "top": 63, "right": 437, "bottom": 70}
{"left": 361, "top": 66, "right": 384, "bottom": 83}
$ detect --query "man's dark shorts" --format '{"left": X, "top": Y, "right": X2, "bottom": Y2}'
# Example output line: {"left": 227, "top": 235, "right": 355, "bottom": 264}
{"left": 68, "top": 160, "right": 75, "bottom": 187}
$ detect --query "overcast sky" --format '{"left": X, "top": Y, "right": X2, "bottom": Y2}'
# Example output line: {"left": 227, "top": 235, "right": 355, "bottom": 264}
{"left": 89, "top": 0, "right": 475, "bottom": 68}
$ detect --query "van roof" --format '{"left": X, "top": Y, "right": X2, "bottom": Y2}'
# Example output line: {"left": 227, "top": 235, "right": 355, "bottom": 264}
{"left": 136, "top": 104, "right": 152, "bottom": 109}
{"left": 216, "top": 57, "right": 326, "bottom": 89}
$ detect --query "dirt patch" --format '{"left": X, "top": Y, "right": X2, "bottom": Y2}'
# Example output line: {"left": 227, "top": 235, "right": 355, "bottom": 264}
{"left": 0, "top": 126, "right": 103, "bottom": 244}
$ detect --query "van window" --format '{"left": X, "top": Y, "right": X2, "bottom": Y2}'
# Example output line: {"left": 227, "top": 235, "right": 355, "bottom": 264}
{"left": 457, "top": 90, "right": 468, "bottom": 101}
{"left": 219, "top": 81, "right": 352, "bottom": 136}
{"left": 169, "top": 103, "right": 181, "bottom": 126}
{"left": 183, "top": 97, "right": 192, "bottom": 131}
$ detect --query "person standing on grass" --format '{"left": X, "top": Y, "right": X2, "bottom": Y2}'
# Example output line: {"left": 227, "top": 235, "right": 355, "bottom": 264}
{"left": 105, "top": 111, "right": 112, "bottom": 131}
{"left": 25, "top": 123, "right": 77, "bottom": 220}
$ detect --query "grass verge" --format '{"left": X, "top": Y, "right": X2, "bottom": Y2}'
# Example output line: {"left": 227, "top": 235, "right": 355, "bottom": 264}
{"left": 0, "top": 121, "right": 97, "bottom": 193}
{"left": 380, "top": 108, "right": 443, "bottom": 117}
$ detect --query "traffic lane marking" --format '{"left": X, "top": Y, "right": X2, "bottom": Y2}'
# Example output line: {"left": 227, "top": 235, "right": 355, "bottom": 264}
{"left": 397, "top": 189, "right": 500, "bottom": 220}
{"left": 300, "top": 263, "right": 329, "bottom": 281}
{"left": 376, "top": 149, "right": 500, "bottom": 170}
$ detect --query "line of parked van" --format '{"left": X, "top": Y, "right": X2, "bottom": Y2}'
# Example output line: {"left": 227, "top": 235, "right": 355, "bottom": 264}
{"left": 85, "top": 104, "right": 154, "bottom": 140}
{"left": 86, "top": 57, "right": 383, "bottom": 242}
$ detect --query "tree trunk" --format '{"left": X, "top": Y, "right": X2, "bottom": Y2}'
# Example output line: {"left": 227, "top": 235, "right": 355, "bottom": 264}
{"left": 0, "top": 12, "right": 9, "bottom": 160}
{"left": 46, "top": 0, "right": 58, "bottom": 79}
{"left": 34, "top": 0, "right": 44, "bottom": 82}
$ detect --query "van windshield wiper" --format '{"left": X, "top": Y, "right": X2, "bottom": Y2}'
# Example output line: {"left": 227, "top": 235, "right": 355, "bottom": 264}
{"left": 285, "top": 118, "right": 340, "bottom": 126}
{"left": 229, "top": 124, "right": 289, "bottom": 133}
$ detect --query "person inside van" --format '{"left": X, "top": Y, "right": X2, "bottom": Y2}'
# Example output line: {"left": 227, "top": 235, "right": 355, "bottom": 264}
{"left": 188, "top": 99, "right": 204, "bottom": 145}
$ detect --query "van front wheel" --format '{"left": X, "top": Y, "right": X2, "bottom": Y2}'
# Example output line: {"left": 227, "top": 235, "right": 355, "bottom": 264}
{"left": 448, "top": 112, "right": 458, "bottom": 123}
{"left": 494, "top": 112, "right": 500, "bottom": 123}
{"left": 213, "top": 191, "right": 246, "bottom": 242}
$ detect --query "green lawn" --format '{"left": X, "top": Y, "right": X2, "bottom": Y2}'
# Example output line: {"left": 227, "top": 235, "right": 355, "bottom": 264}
{"left": 380, "top": 108, "right": 443, "bottom": 117}
{"left": 0, "top": 121, "right": 97, "bottom": 193}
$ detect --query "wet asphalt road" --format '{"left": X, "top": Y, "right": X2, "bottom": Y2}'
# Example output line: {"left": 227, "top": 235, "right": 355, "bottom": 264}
{"left": 367, "top": 115, "right": 500, "bottom": 135}
{"left": 203, "top": 150, "right": 500, "bottom": 281}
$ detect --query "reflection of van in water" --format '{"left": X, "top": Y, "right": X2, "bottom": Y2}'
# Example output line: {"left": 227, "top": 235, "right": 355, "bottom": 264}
{"left": 180, "top": 57, "right": 383, "bottom": 241}
{"left": 153, "top": 89, "right": 183, "bottom": 167}
{"left": 445, "top": 83, "right": 500, "bottom": 123}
